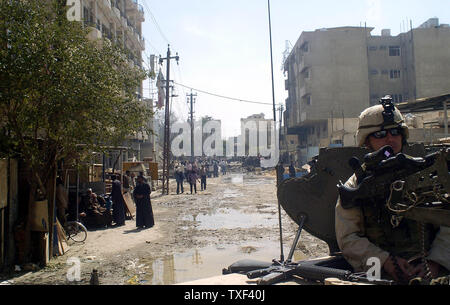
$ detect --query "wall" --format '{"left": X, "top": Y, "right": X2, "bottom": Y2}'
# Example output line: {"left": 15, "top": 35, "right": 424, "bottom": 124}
{"left": 412, "top": 27, "right": 450, "bottom": 98}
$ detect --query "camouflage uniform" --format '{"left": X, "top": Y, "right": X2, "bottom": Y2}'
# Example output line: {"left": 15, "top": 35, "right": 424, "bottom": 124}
{"left": 335, "top": 102, "right": 450, "bottom": 273}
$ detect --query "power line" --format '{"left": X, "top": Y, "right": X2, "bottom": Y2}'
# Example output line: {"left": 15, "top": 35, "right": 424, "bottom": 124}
{"left": 141, "top": 1, "right": 171, "bottom": 46}
{"left": 172, "top": 82, "right": 281, "bottom": 106}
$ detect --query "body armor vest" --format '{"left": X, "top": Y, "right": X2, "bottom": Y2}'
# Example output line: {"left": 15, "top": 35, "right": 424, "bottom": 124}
{"left": 361, "top": 200, "right": 438, "bottom": 259}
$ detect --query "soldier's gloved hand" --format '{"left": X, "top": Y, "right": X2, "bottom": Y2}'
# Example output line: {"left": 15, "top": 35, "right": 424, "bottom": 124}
{"left": 383, "top": 255, "right": 414, "bottom": 283}
{"left": 411, "top": 260, "right": 441, "bottom": 279}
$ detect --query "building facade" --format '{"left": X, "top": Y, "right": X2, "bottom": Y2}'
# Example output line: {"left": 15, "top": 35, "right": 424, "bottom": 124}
{"left": 76, "top": 0, "right": 155, "bottom": 162}
{"left": 284, "top": 18, "right": 450, "bottom": 164}
{"left": 240, "top": 113, "right": 274, "bottom": 157}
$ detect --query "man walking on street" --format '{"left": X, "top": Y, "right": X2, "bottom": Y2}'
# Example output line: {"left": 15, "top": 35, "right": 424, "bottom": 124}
{"left": 200, "top": 165, "right": 207, "bottom": 191}
{"left": 188, "top": 163, "right": 198, "bottom": 194}
{"left": 175, "top": 162, "right": 185, "bottom": 194}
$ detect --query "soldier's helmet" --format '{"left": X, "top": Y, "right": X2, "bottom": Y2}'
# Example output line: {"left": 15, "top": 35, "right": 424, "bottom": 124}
{"left": 356, "top": 95, "right": 409, "bottom": 147}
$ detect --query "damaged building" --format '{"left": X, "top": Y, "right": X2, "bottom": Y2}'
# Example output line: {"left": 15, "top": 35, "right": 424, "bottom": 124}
{"left": 283, "top": 17, "right": 450, "bottom": 165}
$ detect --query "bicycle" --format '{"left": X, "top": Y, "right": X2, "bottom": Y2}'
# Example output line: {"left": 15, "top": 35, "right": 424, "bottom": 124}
{"left": 63, "top": 220, "right": 88, "bottom": 243}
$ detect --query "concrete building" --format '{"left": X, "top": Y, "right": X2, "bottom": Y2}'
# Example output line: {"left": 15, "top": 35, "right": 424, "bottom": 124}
{"left": 239, "top": 113, "right": 274, "bottom": 157}
{"left": 77, "top": 0, "right": 155, "bottom": 162}
{"left": 284, "top": 18, "right": 450, "bottom": 164}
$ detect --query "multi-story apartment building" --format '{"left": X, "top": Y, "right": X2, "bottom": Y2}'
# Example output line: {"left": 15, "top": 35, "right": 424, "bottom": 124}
{"left": 240, "top": 113, "right": 274, "bottom": 157}
{"left": 75, "top": 0, "right": 154, "bottom": 162}
{"left": 284, "top": 18, "right": 450, "bottom": 164}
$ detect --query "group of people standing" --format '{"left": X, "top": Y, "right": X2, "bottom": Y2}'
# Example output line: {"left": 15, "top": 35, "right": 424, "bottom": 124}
{"left": 75, "top": 171, "right": 154, "bottom": 230}
{"left": 174, "top": 159, "right": 228, "bottom": 195}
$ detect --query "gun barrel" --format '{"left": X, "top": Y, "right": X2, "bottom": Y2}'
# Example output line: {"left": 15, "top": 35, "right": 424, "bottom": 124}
{"left": 247, "top": 268, "right": 272, "bottom": 279}
{"left": 293, "top": 263, "right": 352, "bottom": 282}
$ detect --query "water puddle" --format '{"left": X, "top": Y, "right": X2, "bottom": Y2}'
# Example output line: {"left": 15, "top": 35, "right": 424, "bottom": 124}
{"left": 182, "top": 208, "right": 277, "bottom": 230}
{"left": 224, "top": 174, "right": 274, "bottom": 186}
{"left": 230, "top": 174, "right": 244, "bottom": 184}
{"left": 134, "top": 242, "right": 307, "bottom": 285}
{"left": 222, "top": 188, "right": 242, "bottom": 198}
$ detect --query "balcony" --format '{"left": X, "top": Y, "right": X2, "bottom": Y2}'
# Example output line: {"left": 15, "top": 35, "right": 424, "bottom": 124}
{"left": 127, "top": 25, "right": 134, "bottom": 36}
{"left": 137, "top": 4, "right": 145, "bottom": 21}
{"left": 100, "top": 0, "right": 111, "bottom": 9}
{"left": 112, "top": 7, "right": 121, "bottom": 20}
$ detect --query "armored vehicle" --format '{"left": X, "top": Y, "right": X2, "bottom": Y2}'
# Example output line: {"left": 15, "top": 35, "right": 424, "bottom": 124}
{"left": 222, "top": 143, "right": 450, "bottom": 285}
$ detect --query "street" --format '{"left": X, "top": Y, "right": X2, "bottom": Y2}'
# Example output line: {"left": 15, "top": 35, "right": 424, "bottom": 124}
{"left": 6, "top": 169, "right": 328, "bottom": 285}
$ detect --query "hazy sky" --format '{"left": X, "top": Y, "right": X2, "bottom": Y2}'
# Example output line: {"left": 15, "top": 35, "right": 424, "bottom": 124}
{"left": 140, "top": 0, "right": 449, "bottom": 138}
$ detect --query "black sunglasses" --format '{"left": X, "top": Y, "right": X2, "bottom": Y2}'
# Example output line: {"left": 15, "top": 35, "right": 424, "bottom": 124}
{"left": 370, "top": 127, "right": 402, "bottom": 139}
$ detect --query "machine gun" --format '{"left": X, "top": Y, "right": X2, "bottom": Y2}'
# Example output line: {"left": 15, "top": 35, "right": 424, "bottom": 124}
{"left": 337, "top": 146, "right": 450, "bottom": 226}
{"left": 245, "top": 256, "right": 395, "bottom": 285}
{"left": 223, "top": 214, "right": 395, "bottom": 285}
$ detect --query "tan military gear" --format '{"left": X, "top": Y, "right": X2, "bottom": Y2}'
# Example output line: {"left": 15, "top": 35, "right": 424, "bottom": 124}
{"left": 336, "top": 174, "right": 450, "bottom": 273}
{"left": 355, "top": 104, "right": 409, "bottom": 147}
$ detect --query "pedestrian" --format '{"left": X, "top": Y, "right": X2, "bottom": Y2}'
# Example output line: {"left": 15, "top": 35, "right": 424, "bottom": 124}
{"left": 133, "top": 174, "right": 154, "bottom": 229}
{"left": 200, "top": 165, "right": 207, "bottom": 191}
{"left": 221, "top": 160, "right": 227, "bottom": 175}
{"left": 122, "top": 170, "right": 132, "bottom": 194}
{"left": 289, "top": 162, "right": 296, "bottom": 178}
{"left": 175, "top": 163, "right": 185, "bottom": 194}
{"left": 129, "top": 171, "right": 136, "bottom": 189}
{"left": 188, "top": 164, "right": 198, "bottom": 194}
{"left": 79, "top": 188, "right": 113, "bottom": 229}
{"left": 110, "top": 175, "right": 126, "bottom": 226}
{"left": 213, "top": 161, "right": 219, "bottom": 177}
{"left": 208, "top": 162, "right": 214, "bottom": 178}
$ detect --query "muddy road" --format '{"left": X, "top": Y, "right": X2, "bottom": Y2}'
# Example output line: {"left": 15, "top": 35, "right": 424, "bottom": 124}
{"left": 6, "top": 169, "right": 329, "bottom": 285}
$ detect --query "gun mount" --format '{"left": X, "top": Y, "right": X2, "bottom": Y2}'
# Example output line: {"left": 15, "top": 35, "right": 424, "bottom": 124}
{"left": 338, "top": 146, "right": 450, "bottom": 226}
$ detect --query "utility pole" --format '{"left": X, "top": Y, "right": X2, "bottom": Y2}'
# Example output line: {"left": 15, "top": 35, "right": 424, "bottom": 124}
{"left": 186, "top": 90, "right": 197, "bottom": 162}
{"left": 159, "top": 45, "right": 179, "bottom": 195}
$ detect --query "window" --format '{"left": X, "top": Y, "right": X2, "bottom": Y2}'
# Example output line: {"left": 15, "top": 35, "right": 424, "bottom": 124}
{"left": 369, "top": 46, "right": 377, "bottom": 51}
{"left": 390, "top": 70, "right": 401, "bottom": 79}
{"left": 301, "top": 67, "right": 310, "bottom": 78}
{"left": 389, "top": 46, "right": 400, "bottom": 56}
{"left": 301, "top": 41, "right": 309, "bottom": 52}
{"left": 370, "top": 69, "right": 378, "bottom": 75}
{"left": 303, "top": 95, "right": 311, "bottom": 106}
{"left": 392, "top": 94, "right": 403, "bottom": 103}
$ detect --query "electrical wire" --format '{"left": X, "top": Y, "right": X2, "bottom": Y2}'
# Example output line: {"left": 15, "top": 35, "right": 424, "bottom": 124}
{"left": 172, "top": 82, "right": 281, "bottom": 106}
{"left": 141, "top": 1, "right": 171, "bottom": 46}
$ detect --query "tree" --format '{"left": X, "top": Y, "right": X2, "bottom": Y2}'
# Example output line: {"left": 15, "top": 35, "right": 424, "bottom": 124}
{"left": 0, "top": 0, "right": 152, "bottom": 260}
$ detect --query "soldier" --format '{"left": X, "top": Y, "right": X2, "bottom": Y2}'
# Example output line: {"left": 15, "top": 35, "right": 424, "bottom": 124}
{"left": 335, "top": 97, "right": 450, "bottom": 283}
